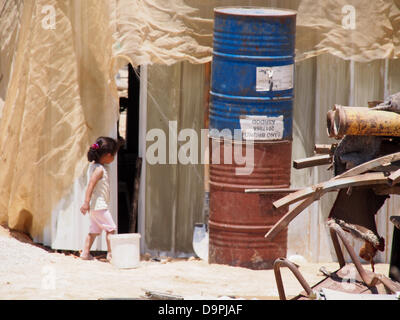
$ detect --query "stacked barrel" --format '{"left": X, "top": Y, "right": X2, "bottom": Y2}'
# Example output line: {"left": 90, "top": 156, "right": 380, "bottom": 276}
{"left": 208, "top": 7, "right": 297, "bottom": 269}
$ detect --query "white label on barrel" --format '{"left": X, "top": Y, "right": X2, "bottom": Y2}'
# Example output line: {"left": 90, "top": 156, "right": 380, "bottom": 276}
{"left": 256, "top": 65, "right": 294, "bottom": 91}
{"left": 240, "top": 115, "right": 284, "bottom": 140}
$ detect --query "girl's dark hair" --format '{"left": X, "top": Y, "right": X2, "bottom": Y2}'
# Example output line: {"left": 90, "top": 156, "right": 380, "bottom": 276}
{"left": 87, "top": 136, "right": 124, "bottom": 163}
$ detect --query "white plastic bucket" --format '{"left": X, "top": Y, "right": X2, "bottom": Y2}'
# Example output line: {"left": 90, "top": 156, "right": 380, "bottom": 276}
{"left": 109, "top": 233, "right": 141, "bottom": 269}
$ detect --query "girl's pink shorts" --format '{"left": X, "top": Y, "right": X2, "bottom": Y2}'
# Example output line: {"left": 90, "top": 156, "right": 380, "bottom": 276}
{"left": 89, "top": 209, "right": 117, "bottom": 234}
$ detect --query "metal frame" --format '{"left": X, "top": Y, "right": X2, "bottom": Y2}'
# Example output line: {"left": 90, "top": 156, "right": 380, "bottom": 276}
{"left": 273, "top": 258, "right": 315, "bottom": 300}
{"left": 273, "top": 221, "right": 399, "bottom": 300}
{"left": 328, "top": 221, "right": 399, "bottom": 293}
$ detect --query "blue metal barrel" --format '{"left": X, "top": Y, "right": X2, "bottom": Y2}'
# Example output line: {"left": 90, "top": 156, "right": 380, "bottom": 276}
{"left": 209, "top": 7, "right": 297, "bottom": 141}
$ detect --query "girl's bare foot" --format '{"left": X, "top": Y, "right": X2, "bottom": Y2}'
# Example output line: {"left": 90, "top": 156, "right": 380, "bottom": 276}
{"left": 80, "top": 251, "right": 94, "bottom": 260}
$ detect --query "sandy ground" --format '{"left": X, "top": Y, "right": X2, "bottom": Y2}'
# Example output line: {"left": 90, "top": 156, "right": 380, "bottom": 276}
{"left": 0, "top": 225, "right": 390, "bottom": 300}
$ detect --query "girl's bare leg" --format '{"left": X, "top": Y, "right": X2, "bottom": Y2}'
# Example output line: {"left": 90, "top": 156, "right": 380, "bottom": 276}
{"left": 81, "top": 233, "right": 98, "bottom": 258}
{"left": 106, "top": 230, "right": 116, "bottom": 261}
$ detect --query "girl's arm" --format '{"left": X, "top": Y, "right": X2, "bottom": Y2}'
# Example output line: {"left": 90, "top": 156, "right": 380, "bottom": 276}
{"left": 80, "top": 167, "right": 103, "bottom": 214}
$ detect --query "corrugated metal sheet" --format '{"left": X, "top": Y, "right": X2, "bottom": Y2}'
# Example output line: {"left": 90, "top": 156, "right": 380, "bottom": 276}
{"left": 140, "top": 0, "right": 400, "bottom": 263}
{"left": 144, "top": 62, "right": 205, "bottom": 255}
{"left": 288, "top": 55, "right": 400, "bottom": 263}
{"left": 142, "top": 54, "right": 400, "bottom": 264}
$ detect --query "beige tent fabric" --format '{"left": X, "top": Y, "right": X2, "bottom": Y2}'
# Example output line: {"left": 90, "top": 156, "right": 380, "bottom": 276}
{"left": 296, "top": 0, "right": 400, "bottom": 62}
{"left": 112, "top": 0, "right": 400, "bottom": 66}
{"left": 0, "top": 0, "right": 118, "bottom": 238}
{"left": 0, "top": 0, "right": 23, "bottom": 116}
{"left": 111, "top": 0, "right": 213, "bottom": 68}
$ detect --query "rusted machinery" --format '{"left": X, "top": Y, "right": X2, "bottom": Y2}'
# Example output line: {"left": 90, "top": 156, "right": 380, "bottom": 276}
{"left": 263, "top": 97, "right": 400, "bottom": 299}
{"left": 328, "top": 105, "right": 400, "bottom": 138}
{"left": 273, "top": 220, "right": 400, "bottom": 300}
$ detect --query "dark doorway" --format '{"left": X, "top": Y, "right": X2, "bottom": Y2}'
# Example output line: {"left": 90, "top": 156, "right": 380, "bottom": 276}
{"left": 117, "top": 64, "right": 140, "bottom": 234}
{"left": 389, "top": 227, "right": 400, "bottom": 282}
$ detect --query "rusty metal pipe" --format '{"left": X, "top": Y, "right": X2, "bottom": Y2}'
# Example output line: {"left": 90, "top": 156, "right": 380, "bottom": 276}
{"left": 326, "top": 110, "right": 336, "bottom": 138}
{"left": 328, "top": 221, "right": 399, "bottom": 293}
{"left": 329, "top": 227, "right": 346, "bottom": 268}
{"left": 273, "top": 258, "right": 314, "bottom": 300}
{"left": 329, "top": 221, "right": 375, "bottom": 282}
{"left": 333, "top": 105, "right": 400, "bottom": 137}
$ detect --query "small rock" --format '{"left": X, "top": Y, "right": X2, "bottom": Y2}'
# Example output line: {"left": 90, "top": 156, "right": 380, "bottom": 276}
{"left": 143, "top": 253, "right": 151, "bottom": 261}
{"left": 161, "top": 257, "right": 173, "bottom": 264}
{"left": 288, "top": 254, "right": 308, "bottom": 266}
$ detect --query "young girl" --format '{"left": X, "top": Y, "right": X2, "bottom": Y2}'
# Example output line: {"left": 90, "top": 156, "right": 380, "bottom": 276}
{"left": 80, "top": 136, "right": 121, "bottom": 261}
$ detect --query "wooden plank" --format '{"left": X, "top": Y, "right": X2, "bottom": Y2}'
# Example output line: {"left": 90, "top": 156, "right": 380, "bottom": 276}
{"left": 388, "top": 168, "right": 400, "bottom": 186}
{"left": 245, "top": 188, "right": 300, "bottom": 194}
{"left": 334, "top": 152, "right": 400, "bottom": 180}
{"left": 314, "top": 144, "right": 337, "bottom": 155}
{"left": 273, "top": 172, "right": 388, "bottom": 209}
{"left": 293, "top": 154, "right": 332, "bottom": 169}
{"left": 265, "top": 195, "right": 320, "bottom": 241}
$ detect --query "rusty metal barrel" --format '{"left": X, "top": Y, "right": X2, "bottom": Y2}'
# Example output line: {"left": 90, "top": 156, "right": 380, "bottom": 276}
{"left": 209, "top": 138, "right": 292, "bottom": 189}
{"left": 208, "top": 138, "right": 291, "bottom": 269}
{"left": 208, "top": 6, "right": 296, "bottom": 270}
{"left": 209, "top": 7, "right": 296, "bottom": 141}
